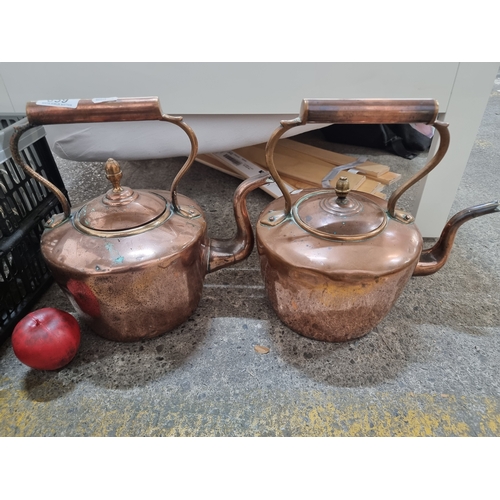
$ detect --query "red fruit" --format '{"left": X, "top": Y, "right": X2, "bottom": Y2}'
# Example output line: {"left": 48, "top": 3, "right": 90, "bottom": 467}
{"left": 12, "top": 307, "right": 81, "bottom": 371}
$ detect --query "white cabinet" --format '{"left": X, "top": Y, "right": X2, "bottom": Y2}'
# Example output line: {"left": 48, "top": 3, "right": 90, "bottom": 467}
{"left": 0, "top": 62, "right": 462, "bottom": 114}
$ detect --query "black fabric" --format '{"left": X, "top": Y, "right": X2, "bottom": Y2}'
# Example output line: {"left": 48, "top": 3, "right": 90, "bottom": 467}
{"left": 321, "top": 124, "right": 432, "bottom": 160}
{"left": 389, "top": 124, "right": 432, "bottom": 152}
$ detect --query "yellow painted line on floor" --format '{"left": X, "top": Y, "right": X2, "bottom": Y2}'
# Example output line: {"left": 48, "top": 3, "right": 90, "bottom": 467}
{"left": 1, "top": 384, "right": 499, "bottom": 437}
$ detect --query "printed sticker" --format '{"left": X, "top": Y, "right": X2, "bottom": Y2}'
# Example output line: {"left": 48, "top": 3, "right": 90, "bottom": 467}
{"left": 35, "top": 99, "right": 80, "bottom": 108}
{"left": 91, "top": 97, "right": 119, "bottom": 103}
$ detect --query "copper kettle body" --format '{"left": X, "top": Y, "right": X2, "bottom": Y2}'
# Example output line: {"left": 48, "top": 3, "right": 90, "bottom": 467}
{"left": 256, "top": 99, "right": 499, "bottom": 342}
{"left": 10, "top": 97, "right": 270, "bottom": 342}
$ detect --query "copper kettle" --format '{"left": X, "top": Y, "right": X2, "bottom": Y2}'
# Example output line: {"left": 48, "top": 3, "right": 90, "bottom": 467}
{"left": 10, "top": 97, "right": 269, "bottom": 342}
{"left": 256, "top": 99, "right": 499, "bottom": 342}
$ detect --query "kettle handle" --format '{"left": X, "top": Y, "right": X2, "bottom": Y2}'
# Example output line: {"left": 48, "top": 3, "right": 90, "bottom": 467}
{"left": 299, "top": 98, "right": 439, "bottom": 125}
{"left": 265, "top": 98, "right": 449, "bottom": 220}
{"left": 10, "top": 97, "right": 198, "bottom": 222}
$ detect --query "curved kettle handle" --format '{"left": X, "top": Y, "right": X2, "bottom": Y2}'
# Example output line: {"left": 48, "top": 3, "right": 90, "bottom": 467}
{"left": 265, "top": 98, "right": 448, "bottom": 219}
{"left": 10, "top": 97, "right": 198, "bottom": 223}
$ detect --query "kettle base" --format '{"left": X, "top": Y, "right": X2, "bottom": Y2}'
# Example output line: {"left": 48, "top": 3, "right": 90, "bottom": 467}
{"left": 261, "top": 257, "right": 415, "bottom": 343}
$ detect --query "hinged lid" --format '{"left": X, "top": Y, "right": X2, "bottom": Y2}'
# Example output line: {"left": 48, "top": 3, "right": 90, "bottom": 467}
{"left": 291, "top": 177, "right": 387, "bottom": 241}
{"left": 73, "top": 158, "right": 171, "bottom": 236}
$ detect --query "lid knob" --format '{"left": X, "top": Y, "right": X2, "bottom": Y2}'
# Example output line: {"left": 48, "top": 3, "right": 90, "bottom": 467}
{"left": 335, "top": 176, "right": 350, "bottom": 204}
{"left": 102, "top": 159, "right": 138, "bottom": 206}
{"left": 105, "top": 158, "right": 123, "bottom": 192}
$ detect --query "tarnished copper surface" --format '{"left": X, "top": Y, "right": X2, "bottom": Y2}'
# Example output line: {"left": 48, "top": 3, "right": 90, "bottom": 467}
{"left": 257, "top": 187, "right": 499, "bottom": 342}
{"left": 257, "top": 97, "right": 489, "bottom": 342}
{"left": 260, "top": 254, "right": 415, "bottom": 342}
{"left": 42, "top": 170, "right": 268, "bottom": 342}
{"left": 256, "top": 190, "right": 423, "bottom": 342}
{"left": 11, "top": 96, "right": 269, "bottom": 342}
{"left": 290, "top": 178, "right": 388, "bottom": 241}
{"left": 75, "top": 159, "right": 171, "bottom": 233}
{"left": 258, "top": 191, "right": 422, "bottom": 279}
{"left": 13, "top": 95, "right": 499, "bottom": 346}
{"left": 300, "top": 98, "right": 439, "bottom": 125}
{"left": 26, "top": 97, "right": 164, "bottom": 125}
{"left": 42, "top": 192, "right": 208, "bottom": 342}
{"left": 257, "top": 98, "right": 500, "bottom": 342}
{"left": 414, "top": 200, "right": 500, "bottom": 276}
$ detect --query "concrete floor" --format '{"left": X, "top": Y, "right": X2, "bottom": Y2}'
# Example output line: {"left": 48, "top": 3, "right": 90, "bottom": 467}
{"left": 1, "top": 77, "right": 499, "bottom": 437}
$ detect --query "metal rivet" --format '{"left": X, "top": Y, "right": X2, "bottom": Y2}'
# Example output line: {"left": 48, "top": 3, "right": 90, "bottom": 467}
{"left": 269, "top": 216, "right": 275, "bottom": 221}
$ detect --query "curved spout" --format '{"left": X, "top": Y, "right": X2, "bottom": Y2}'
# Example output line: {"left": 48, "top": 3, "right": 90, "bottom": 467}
{"left": 208, "top": 171, "right": 272, "bottom": 273}
{"left": 413, "top": 201, "right": 499, "bottom": 276}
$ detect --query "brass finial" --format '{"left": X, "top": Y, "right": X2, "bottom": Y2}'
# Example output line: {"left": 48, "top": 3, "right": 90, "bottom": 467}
{"left": 105, "top": 158, "right": 123, "bottom": 192}
{"left": 335, "top": 176, "right": 350, "bottom": 203}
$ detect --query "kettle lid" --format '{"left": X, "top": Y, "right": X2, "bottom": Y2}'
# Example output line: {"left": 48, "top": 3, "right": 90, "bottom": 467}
{"left": 74, "top": 159, "right": 170, "bottom": 234}
{"left": 292, "top": 177, "right": 387, "bottom": 240}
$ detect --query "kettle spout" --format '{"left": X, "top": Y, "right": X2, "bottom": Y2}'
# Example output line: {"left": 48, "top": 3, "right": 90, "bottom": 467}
{"left": 208, "top": 171, "right": 272, "bottom": 273}
{"left": 413, "top": 200, "right": 500, "bottom": 276}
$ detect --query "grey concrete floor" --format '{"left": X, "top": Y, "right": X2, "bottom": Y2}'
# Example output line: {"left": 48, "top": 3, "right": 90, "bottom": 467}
{"left": 1, "top": 78, "right": 499, "bottom": 437}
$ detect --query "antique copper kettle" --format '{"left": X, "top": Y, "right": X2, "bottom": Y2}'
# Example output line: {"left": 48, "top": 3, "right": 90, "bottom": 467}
{"left": 256, "top": 99, "right": 499, "bottom": 342}
{"left": 10, "top": 97, "right": 269, "bottom": 342}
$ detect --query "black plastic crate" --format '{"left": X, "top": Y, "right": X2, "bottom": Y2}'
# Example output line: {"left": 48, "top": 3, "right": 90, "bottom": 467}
{"left": 0, "top": 116, "right": 69, "bottom": 344}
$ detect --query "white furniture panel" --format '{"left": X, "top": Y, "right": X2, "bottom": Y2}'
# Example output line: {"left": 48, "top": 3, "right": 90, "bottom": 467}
{"left": 0, "top": 62, "right": 459, "bottom": 114}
